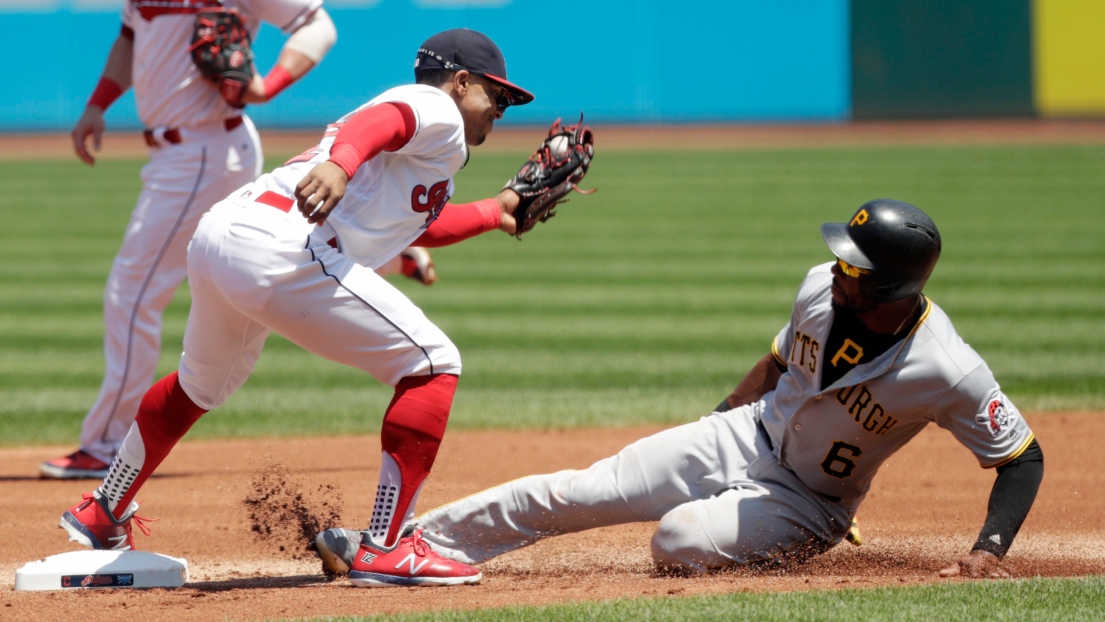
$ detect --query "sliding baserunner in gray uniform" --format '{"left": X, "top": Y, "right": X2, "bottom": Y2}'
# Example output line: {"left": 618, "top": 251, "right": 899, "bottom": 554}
{"left": 318, "top": 199, "right": 1044, "bottom": 579}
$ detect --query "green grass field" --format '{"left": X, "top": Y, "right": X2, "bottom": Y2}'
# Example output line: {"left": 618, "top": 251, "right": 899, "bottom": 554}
{"left": 1, "top": 143, "right": 1103, "bottom": 617}
{"left": 361, "top": 575, "right": 1105, "bottom": 621}
{"left": 2, "top": 144, "right": 1102, "bottom": 445}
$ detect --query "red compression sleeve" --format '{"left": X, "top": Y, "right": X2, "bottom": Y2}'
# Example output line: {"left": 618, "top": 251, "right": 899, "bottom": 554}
{"left": 327, "top": 102, "right": 416, "bottom": 179}
{"left": 262, "top": 65, "right": 295, "bottom": 100}
{"left": 413, "top": 199, "right": 503, "bottom": 247}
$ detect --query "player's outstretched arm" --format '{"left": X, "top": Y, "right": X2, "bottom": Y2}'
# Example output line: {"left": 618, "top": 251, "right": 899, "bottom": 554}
{"left": 72, "top": 31, "right": 134, "bottom": 166}
{"left": 241, "top": 8, "right": 337, "bottom": 104}
{"left": 407, "top": 190, "right": 519, "bottom": 248}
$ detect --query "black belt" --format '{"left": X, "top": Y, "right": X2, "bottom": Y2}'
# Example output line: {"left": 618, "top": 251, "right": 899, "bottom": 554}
{"left": 143, "top": 116, "right": 243, "bottom": 147}
{"left": 756, "top": 418, "right": 775, "bottom": 453}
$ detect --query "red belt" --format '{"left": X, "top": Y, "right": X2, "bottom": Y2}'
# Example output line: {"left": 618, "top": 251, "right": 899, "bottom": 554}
{"left": 143, "top": 116, "right": 244, "bottom": 147}
{"left": 253, "top": 191, "right": 338, "bottom": 248}
{"left": 255, "top": 190, "right": 294, "bottom": 213}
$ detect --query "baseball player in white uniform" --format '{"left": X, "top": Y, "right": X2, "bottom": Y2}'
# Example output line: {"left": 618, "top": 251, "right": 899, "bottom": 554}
{"left": 41, "top": 1, "right": 352, "bottom": 480}
{"left": 60, "top": 28, "right": 537, "bottom": 588}
{"left": 319, "top": 200, "right": 1042, "bottom": 580}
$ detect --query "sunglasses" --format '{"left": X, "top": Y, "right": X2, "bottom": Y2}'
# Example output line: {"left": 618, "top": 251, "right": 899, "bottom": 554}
{"left": 488, "top": 84, "right": 516, "bottom": 111}
{"left": 494, "top": 90, "right": 517, "bottom": 111}
{"left": 470, "top": 73, "right": 516, "bottom": 111}
{"left": 837, "top": 258, "right": 872, "bottom": 278}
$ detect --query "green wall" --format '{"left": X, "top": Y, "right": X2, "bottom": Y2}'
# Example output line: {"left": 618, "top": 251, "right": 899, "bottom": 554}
{"left": 852, "top": 0, "right": 1034, "bottom": 119}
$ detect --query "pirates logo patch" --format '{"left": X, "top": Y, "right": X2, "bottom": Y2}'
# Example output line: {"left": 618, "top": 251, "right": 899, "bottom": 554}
{"left": 975, "top": 398, "right": 1017, "bottom": 437}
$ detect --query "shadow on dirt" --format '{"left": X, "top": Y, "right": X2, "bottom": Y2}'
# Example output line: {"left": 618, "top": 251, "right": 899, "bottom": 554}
{"left": 186, "top": 574, "right": 326, "bottom": 591}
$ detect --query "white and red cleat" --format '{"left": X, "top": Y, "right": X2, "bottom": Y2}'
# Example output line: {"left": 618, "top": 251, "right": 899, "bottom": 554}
{"left": 348, "top": 529, "right": 481, "bottom": 587}
{"left": 59, "top": 491, "right": 155, "bottom": 551}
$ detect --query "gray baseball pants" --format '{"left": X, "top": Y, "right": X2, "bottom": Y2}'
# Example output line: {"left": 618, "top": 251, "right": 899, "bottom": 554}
{"left": 415, "top": 401, "right": 854, "bottom": 572}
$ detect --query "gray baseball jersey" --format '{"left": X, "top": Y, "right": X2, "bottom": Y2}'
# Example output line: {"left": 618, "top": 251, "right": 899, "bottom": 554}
{"left": 765, "top": 262, "right": 1035, "bottom": 504}
{"left": 415, "top": 262, "right": 1035, "bottom": 571}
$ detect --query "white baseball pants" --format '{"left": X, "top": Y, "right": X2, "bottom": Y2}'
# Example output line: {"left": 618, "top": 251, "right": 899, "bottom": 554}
{"left": 80, "top": 118, "right": 262, "bottom": 463}
{"left": 415, "top": 402, "right": 854, "bottom": 573}
{"left": 177, "top": 193, "right": 461, "bottom": 410}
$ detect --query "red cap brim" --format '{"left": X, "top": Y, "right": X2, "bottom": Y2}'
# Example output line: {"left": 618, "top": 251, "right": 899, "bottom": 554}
{"left": 482, "top": 74, "right": 535, "bottom": 105}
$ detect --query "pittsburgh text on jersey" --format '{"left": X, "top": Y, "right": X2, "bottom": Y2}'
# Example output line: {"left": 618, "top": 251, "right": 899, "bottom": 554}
{"left": 836, "top": 384, "right": 897, "bottom": 435}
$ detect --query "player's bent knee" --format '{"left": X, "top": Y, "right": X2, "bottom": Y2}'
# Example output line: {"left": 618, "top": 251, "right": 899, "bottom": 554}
{"left": 418, "top": 341, "right": 462, "bottom": 379}
{"left": 650, "top": 506, "right": 714, "bottom": 574}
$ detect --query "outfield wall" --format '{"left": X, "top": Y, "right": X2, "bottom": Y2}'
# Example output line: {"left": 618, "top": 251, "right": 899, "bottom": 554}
{"left": 1, "top": 0, "right": 1101, "bottom": 131}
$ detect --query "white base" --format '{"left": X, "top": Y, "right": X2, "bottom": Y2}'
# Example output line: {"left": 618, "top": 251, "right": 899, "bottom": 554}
{"left": 15, "top": 550, "right": 188, "bottom": 591}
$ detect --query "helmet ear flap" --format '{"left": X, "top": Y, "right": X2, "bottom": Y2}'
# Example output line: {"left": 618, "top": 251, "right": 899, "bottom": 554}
{"left": 865, "top": 279, "right": 905, "bottom": 303}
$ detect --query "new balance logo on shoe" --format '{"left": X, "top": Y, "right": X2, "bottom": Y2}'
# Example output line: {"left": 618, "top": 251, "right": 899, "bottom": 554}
{"left": 109, "top": 534, "right": 131, "bottom": 551}
{"left": 359, "top": 551, "right": 377, "bottom": 565}
{"left": 396, "top": 553, "right": 429, "bottom": 576}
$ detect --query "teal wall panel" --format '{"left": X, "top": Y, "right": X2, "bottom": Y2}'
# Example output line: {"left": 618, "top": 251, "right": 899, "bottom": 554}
{"left": 0, "top": 1, "right": 850, "bottom": 131}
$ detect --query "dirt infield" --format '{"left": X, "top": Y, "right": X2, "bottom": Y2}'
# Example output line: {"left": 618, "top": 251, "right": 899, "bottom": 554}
{"left": 0, "top": 413, "right": 1102, "bottom": 620}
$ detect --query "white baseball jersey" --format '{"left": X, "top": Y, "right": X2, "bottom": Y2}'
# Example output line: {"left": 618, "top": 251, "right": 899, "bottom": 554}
{"left": 178, "top": 84, "right": 469, "bottom": 409}
{"left": 764, "top": 262, "right": 1035, "bottom": 503}
{"left": 124, "top": 0, "right": 321, "bottom": 129}
{"left": 252, "top": 84, "right": 467, "bottom": 270}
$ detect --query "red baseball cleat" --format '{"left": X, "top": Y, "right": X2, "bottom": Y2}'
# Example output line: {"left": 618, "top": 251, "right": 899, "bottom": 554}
{"left": 348, "top": 529, "right": 481, "bottom": 587}
{"left": 400, "top": 247, "right": 437, "bottom": 286}
{"left": 39, "top": 449, "right": 111, "bottom": 480}
{"left": 59, "top": 491, "right": 156, "bottom": 551}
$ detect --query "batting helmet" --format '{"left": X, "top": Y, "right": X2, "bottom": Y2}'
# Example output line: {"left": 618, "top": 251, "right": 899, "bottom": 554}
{"left": 820, "top": 199, "right": 941, "bottom": 303}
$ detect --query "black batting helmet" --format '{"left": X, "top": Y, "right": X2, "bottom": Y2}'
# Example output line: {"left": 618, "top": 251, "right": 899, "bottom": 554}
{"left": 820, "top": 199, "right": 941, "bottom": 303}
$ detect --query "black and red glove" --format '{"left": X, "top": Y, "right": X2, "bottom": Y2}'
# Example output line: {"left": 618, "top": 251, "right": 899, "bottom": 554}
{"left": 504, "top": 113, "right": 596, "bottom": 238}
{"left": 189, "top": 9, "right": 255, "bottom": 107}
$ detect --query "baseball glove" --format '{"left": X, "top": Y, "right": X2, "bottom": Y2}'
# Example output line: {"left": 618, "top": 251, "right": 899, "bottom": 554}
{"left": 505, "top": 113, "right": 595, "bottom": 238}
{"left": 189, "top": 9, "right": 255, "bottom": 107}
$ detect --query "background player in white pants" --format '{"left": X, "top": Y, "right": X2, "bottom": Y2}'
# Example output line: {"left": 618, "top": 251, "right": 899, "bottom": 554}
{"left": 326, "top": 199, "right": 1043, "bottom": 580}
{"left": 42, "top": 1, "right": 430, "bottom": 479}
{"left": 60, "top": 28, "right": 543, "bottom": 588}
{"left": 42, "top": 0, "right": 336, "bottom": 479}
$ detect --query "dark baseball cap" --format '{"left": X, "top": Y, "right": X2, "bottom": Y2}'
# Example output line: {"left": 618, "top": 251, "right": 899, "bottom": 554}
{"left": 415, "top": 28, "right": 535, "bottom": 106}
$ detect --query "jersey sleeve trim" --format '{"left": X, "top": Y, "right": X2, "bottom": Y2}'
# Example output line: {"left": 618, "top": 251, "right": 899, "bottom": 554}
{"left": 771, "top": 336, "right": 786, "bottom": 368}
{"left": 982, "top": 432, "right": 1036, "bottom": 469}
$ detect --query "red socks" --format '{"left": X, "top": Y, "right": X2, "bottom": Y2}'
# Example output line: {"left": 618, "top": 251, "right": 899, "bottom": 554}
{"left": 112, "top": 372, "right": 207, "bottom": 518}
{"left": 379, "top": 373, "right": 458, "bottom": 545}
